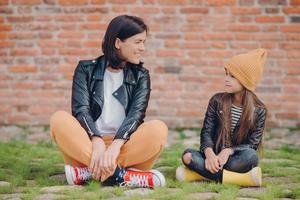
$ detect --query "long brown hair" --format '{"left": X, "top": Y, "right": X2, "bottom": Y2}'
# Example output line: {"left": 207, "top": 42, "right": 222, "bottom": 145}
{"left": 215, "top": 89, "right": 266, "bottom": 153}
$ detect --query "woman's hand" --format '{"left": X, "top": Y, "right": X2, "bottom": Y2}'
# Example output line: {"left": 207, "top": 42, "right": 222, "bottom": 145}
{"left": 89, "top": 137, "right": 106, "bottom": 180}
{"left": 100, "top": 139, "right": 125, "bottom": 181}
{"left": 204, "top": 148, "right": 220, "bottom": 174}
{"left": 217, "top": 148, "right": 233, "bottom": 169}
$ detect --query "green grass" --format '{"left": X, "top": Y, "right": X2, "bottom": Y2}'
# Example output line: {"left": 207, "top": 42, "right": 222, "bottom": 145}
{"left": 0, "top": 139, "right": 299, "bottom": 199}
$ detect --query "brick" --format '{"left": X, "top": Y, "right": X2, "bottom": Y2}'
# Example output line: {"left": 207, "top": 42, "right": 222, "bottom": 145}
{"left": 290, "top": 16, "right": 300, "bottom": 23}
{"left": 180, "top": 7, "right": 209, "bottom": 14}
{"left": 10, "top": 49, "right": 38, "bottom": 56}
{"left": 0, "top": 24, "right": 13, "bottom": 31}
{"left": 59, "top": 49, "right": 89, "bottom": 55}
{"left": 0, "top": 41, "right": 15, "bottom": 48}
{"left": 206, "top": 0, "right": 236, "bottom": 6}
{"left": 181, "top": 24, "right": 207, "bottom": 32}
{"left": 55, "top": 15, "right": 83, "bottom": 22}
{"left": 109, "top": 0, "right": 136, "bottom": 3}
{"left": 202, "top": 33, "right": 234, "bottom": 40}
{"left": 183, "top": 42, "right": 210, "bottom": 49}
{"left": 231, "top": 7, "right": 261, "bottom": 15}
{"left": 230, "top": 42, "right": 257, "bottom": 49}
{"left": 283, "top": 7, "right": 300, "bottom": 14}
{"left": 86, "top": 15, "right": 101, "bottom": 21}
{"left": 238, "top": 0, "right": 254, "bottom": 5}
{"left": 159, "top": 0, "right": 188, "bottom": 5}
{"left": 59, "top": 0, "right": 88, "bottom": 5}
{"left": 79, "top": 23, "right": 107, "bottom": 30}
{"left": 12, "top": 0, "right": 41, "bottom": 5}
{"left": 7, "top": 16, "right": 33, "bottom": 23}
{"left": 156, "top": 50, "right": 183, "bottom": 57}
{"left": 18, "top": 7, "right": 32, "bottom": 14}
{"left": 131, "top": 7, "right": 160, "bottom": 14}
{"left": 265, "top": 8, "right": 279, "bottom": 14}
{"left": 91, "top": 0, "right": 105, "bottom": 3}
{"left": 83, "top": 40, "right": 102, "bottom": 48}
{"left": 238, "top": 16, "right": 253, "bottom": 23}
{"left": 58, "top": 31, "right": 85, "bottom": 39}
{"left": 142, "top": 0, "right": 155, "bottom": 4}
{"left": 80, "top": 7, "right": 109, "bottom": 13}
{"left": 279, "top": 43, "right": 300, "bottom": 49}
{"left": 291, "top": 0, "right": 300, "bottom": 5}
{"left": 0, "top": 33, "right": 7, "bottom": 39}
{"left": 186, "top": 15, "right": 203, "bottom": 22}
{"left": 9, "top": 65, "right": 37, "bottom": 73}
{"left": 39, "top": 41, "right": 65, "bottom": 48}
{"left": 229, "top": 24, "right": 259, "bottom": 32}
{"left": 161, "top": 7, "right": 177, "bottom": 14}
{"left": 67, "top": 40, "right": 82, "bottom": 48}
{"left": 0, "top": 8, "right": 13, "bottom": 14}
{"left": 164, "top": 40, "right": 181, "bottom": 48}
{"left": 35, "top": 15, "right": 52, "bottom": 21}
{"left": 280, "top": 25, "right": 300, "bottom": 32}
{"left": 276, "top": 113, "right": 299, "bottom": 119}
{"left": 258, "top": 0, "right": 286, "bottom": 5}
{"left": 0, "top": 0, "right": 8, "bottom": 5}
{"left": 255, "top": 16, "right": 285, "bottom": 23}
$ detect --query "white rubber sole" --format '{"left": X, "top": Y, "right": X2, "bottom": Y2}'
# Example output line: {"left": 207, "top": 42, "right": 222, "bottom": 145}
{"left": 150, "top": 169, "right": 166, "bottom": 187}
{"left": 64, "top": 165, "right": 75, "bottom": 185}
{"left": 250, "top": 166, "right": 262, "bottom": 186}
{"left": 175, "top": 166, "right": 185, "bottom": 182}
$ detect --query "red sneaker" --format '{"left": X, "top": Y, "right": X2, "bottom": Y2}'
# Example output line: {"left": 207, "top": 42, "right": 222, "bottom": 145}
{"left": 121, "top": 168, "right": 166, "bottom": 189}
{"left": 64, "top": 165, "right": 91, "bottom": 185}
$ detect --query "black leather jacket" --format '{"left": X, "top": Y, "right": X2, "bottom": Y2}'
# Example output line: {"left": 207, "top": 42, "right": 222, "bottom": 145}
{"left": 200, "top": 93, "right": 267, "bottom": 154}
{"left": 71, "top": 55, "right": 151, "bottom": 140}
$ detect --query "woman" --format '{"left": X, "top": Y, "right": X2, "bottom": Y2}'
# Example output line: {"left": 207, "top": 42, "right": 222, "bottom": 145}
{"left": 50, "top": 15, "right": 168, "bottom": 189}
{"left": 176, "top": 49, "right": 268, "bottom": 187}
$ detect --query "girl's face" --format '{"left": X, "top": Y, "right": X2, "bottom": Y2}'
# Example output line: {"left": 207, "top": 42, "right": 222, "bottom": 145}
{"left": 224, "top": 68, "right": 244, "bottom": 94}
{"left": 115, "top": 31, "right": 147, "bottom": 65}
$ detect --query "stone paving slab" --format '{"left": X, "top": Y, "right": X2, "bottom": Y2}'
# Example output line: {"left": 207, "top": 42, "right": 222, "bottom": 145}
{"left": 0, "top": 193, "right": 23, "bottom": 200}
{"left": 33, "top": 193, "right": 67, "bottom": 200}
{"left": 238, "top": 187, "right": 267, "bottom": 198}
{"left": 123, "top": 188, "right": 153, "bottom": 196}
{"left": 187, "top": 192, "right": 218, "bottom": 200}
{"left": 40, "top": 185, "right": 84, "bottom": 193}
{"left": 0, "top": 181, "right": 11, "bottom": 187}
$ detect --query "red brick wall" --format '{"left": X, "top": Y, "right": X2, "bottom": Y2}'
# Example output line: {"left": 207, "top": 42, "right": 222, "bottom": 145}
{"left": 1, "top": 0, "right": 300, "bottom": 128}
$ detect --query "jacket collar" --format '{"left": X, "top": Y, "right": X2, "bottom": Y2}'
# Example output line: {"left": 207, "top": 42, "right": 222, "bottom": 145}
{"left": 94, "top": 55, "right": 136, "bottom": 85}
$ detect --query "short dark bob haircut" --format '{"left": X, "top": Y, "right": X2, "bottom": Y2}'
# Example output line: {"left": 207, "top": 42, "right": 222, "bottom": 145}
{"left": 102, "top": 15, "right": 148, "bottom": 69}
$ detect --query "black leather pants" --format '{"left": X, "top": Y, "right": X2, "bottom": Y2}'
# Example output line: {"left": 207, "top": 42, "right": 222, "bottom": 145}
{"left": 182, "top": 147, "right": 259, "bottom": 182}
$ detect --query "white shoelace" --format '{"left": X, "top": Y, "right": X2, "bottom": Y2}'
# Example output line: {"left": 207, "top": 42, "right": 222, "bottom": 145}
{"left": 120, "top": 174, "right": 150, "bottom": 188}
{"left": 78, "top": 167, "right": 91, "bottom": 181}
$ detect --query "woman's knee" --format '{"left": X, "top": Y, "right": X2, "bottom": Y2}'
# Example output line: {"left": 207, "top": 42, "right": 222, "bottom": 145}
{"left": 146, "top": 120, "right": 168, "bottom": 142}
{"left": 50, "top": 110, "right": 71, "bottom": 131}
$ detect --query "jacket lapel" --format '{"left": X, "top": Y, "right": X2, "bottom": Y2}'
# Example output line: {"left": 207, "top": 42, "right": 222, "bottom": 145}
{"left": 92, "top": 56, "right": 106, "bottom": 110}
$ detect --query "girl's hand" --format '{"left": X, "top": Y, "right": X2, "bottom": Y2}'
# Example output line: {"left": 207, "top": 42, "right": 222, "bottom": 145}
{"left": 217, "top": 148, "right": 233, "bottom": 169}
{"left": 204, "top": 148, "right": 220, "bottom": 174}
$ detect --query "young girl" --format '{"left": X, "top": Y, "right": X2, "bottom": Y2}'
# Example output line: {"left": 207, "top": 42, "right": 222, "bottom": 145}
{"left": 50, "top": 15, "right": 168, "bottom": 189}
{"left": 176, "top": 49, "right": 267, "bottom": 187}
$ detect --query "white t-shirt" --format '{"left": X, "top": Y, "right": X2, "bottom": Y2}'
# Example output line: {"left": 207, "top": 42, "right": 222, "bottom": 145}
{"left": 95, "top": 69, "right": 126, "bottom": 135}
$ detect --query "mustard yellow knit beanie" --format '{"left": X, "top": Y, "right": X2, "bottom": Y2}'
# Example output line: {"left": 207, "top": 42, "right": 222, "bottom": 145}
{"left": 224, "top": 48, "right": 267, "bottom": 91}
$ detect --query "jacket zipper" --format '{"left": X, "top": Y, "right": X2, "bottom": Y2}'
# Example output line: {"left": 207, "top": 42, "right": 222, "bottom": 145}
{"left": 83, "top": 116, "right": 93, "bottom": 135}
{"left": 123, "top": 121, "right": 137, "bottom": 139}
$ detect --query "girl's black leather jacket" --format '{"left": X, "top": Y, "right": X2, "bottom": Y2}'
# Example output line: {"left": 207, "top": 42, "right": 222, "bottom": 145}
{"left": 200, "top": 93, "right": 267, "bottom": 154}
